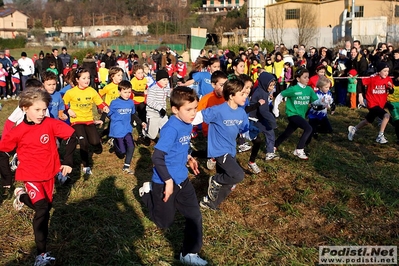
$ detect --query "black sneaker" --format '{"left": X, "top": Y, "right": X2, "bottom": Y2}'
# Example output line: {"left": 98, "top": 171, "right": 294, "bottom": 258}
{"left": 208, "top": 176, "right": 222, "bottom": 201}
{"left": 199, "top": 196, "right": 220, "bottom": 211}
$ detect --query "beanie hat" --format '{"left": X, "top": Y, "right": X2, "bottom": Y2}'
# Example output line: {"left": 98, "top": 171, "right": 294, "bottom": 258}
{"left": 12, "top": 60, "right": 18, "bottom": 65}
{"left": 156, "top": 70, "right": 169, "bottom": 81}
{"left": 21, "top": 52, "right": 27, "bottom": 57}
{"left": 376, "top": 62, "right": 389, "bottom": 72}
{"left": 348, "top": 69, "right": 357, "bottom": 76}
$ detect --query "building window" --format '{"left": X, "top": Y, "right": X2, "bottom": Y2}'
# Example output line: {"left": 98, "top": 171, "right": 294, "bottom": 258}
{"left": 354, "top": 6, "right": 364, "bottom": 17}
{"left": 210, "top": 0, "right": 214, "bottom": 5}
{"left": 235, "top": 0, "right": 239, "bottom": 4}
{"left": 395, "top": 5, "right": 399, "bottom": 17}
{"left": 285, "top": 9, "right": 300, "bottom": 20}
{"left": 11, "top": 22, "right": 13, "bottom": 27}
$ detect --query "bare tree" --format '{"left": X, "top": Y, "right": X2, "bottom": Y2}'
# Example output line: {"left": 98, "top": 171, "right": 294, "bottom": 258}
{"left": 380, "top": 0, "right": 399, "bottom": 45}
{"left": 267, "top": 5, "right": 285, "bottom": 45}
{"left": 296, "top": 4, "right": 318, "bottom": 46}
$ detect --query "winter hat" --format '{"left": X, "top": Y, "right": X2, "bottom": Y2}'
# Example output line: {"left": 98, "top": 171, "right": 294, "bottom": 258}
{"left": 12, "top": 60, "right": 18, "bottom": 65}
{"left": 339, "top": 49, "right": 347, "bottom": 56}
{"left": 21, "top": 52, "right": 27, "bottom": 57}
{"left": 156, "top": 70, "right": 169, "bottom": 81}
{"left": 257, "top": 72, "right": 276, "bottom": 92}
{"left": 348, "top": 69, "right": 357, "bottom": 76}
{"left": 376, "top": 62, "right": 389, "bottom": 72}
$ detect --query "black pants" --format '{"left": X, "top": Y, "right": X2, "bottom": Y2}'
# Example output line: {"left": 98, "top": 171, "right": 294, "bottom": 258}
{"left": 142, "top": 179, "right": 203, "bottom": 255}
{"left": 211, "top": 154, "right": 244, "bottom": 208}
{"left": 73, "top": 124, "right": 102, "bottom": 167}
{"left": 249, "top": 136, "right": 263, "bottom": 162}
{"left": 307, "top": 117, "right": 332, "bottom": 144}
{"left": 0, "top": 151, "right": 13, "bottom": 187}
{"left": 20, "top": 196, "right": 51, "bottom": 255}
{"left": 134, "top": 102, "right": 147, "bottom": 137}
{"left": 275, "top": 115, "right": 312, "bottom": 150}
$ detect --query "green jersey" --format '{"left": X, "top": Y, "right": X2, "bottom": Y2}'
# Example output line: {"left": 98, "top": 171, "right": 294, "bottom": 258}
{"left": 281, "top": 84, "right": 318, "bottom": 118}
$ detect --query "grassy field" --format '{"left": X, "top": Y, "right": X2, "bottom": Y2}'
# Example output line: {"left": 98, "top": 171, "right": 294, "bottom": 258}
{"left": 0, "top": 98, "right": 398, "bottom": 266}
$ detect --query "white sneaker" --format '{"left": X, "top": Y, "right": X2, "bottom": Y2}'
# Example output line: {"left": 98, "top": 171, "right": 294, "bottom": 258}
{"left": 9, "top": 153, "right": 18, "bottom": 171}
{"left": 13, "top": 187, "right": 26, "bottom": 211}
{"left": 376, "top": 133, "right": 388, "bottom": 144}
{"left": 348, "top": 126, "right": 356, "bottom": 141}
{"left": 107, "top": 138, "right": 114, "bottom": 148}
{"left": 34, "top": 252, "right": 55, "bottom": 266}
{"left": 265, "top": 152, "right": 279, "bottom": 161}
{"left": 83, "top": 167, "right": 92, "bottom": 175}
{"left": 292, "top": 149, "right": 308, "bottom": 160}
{"left": 180, "top": 253, "right": 208, "bottom": 265}
{"left": 139, "top": 182, "right": 152, "bottom": 197}
{"left": 206, "top": 158, "right": 216, "bottom": 170}
{"left": 248, "top": 162, "right": 261, "bottom": 174}
{"left": 122, "top": 167, "right": 135, "bottom": 175}
{"left": 11, "top": 95, "right": 16, "bottom": 100}
{"left": 6, "top": 95, "right": 10, "bottom": 99}
{"left": 238, "top": 142, "right": 251, "bottom": 153}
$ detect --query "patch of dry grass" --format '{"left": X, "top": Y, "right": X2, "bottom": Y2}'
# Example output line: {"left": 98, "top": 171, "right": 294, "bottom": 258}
{"left": 0, "top": 99, "right": 398, "bottom": 265}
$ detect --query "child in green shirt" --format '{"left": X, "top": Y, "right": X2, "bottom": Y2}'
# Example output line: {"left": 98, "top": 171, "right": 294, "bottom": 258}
{"left": 273, "top": 68, "right": 319, "bottom": 160}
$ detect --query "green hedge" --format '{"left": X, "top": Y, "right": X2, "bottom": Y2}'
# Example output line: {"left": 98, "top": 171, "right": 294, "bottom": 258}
{"left": 0, "top": 37, "right": 27, "bottom": 49}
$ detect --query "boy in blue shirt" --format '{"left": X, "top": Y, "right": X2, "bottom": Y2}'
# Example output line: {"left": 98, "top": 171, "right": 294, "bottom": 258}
{"left": 42, "top": 71, "right": 67, "bottom": 121}
{"left": 139, "top": 86, "right": 207, "bottom": 266}
{"left": 108, "top": 80, "right": 146, "bottom": 174}
{"left": 193, "top": 79, "right": 249, "bottom": 210}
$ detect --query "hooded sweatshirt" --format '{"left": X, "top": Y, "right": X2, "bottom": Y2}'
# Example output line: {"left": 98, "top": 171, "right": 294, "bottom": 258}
{"left": 249, "top": 72, "right": 277, "bottom": 131}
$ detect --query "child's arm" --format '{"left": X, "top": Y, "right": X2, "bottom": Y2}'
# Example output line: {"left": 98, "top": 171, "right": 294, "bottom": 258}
{"left": 272, "top": 93, "right": 284, "bottom": 117}
{"left": 152, "top": 148, "right": 174, "bottom": 202}
{"left": 60, "top": 131, "right": 77, "bottom": 176}
{"left": 131, "top": 112, "right": 146, "bottom": 129}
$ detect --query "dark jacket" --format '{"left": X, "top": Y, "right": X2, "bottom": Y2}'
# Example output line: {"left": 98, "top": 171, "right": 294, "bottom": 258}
{"left": 249, "top": 72, "right": 277, "bottom": 131}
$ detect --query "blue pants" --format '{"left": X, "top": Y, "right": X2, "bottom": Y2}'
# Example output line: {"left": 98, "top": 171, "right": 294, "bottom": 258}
{"left": 113, "top": 133, "right": 135, "bottom": 166}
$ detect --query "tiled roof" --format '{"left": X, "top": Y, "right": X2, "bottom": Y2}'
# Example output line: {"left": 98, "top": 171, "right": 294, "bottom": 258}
{"left": 0, "top": 8, "right": 16, "bottom": 18}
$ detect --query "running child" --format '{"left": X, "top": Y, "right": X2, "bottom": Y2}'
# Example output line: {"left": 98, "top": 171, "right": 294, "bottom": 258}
{"left": 108, "top": 80, "right": 146, "bottom": 174}
{"left": 273, "top": 68, "right": 319, "bottom": 160}
{"left": 193, "top": 79, "right": 249, "bottom": 211}
{"left": 307, "top": 76, "right": 335, "bottom": 143}
{"left": 0, "top": 88, "right": 77, "bottom": 266}
{"left": 139, "top": 86, "right": 207, "bottom": 266}
{"left": 63, "top": 67, "right": 109, "bottom": 175}
{"left": 348, "top": 63, "right": 393, "bottom": 144}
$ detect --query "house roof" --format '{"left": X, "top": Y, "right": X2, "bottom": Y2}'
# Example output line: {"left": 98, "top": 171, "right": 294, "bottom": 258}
{"left": 0, "top": 8, "right": 28, "bottom": 18}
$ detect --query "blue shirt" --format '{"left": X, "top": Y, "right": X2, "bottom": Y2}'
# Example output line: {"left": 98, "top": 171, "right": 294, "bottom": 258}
{"left": 203, "top": 102, "right": 249, "bottom": 158}
{"left": 152, "top": 115, "right": 192, "bottom": 185}
{"left": 49, "top": 91, "right": 65, "bottom": 119}
{"left": 193, "top": 71, "right": 213, "bottom": 97}
{"left": 108, "top": 97, "right": 135, "bottom": 138}
{"left": 60, "top": 84, "right": 72, "bottom": 97}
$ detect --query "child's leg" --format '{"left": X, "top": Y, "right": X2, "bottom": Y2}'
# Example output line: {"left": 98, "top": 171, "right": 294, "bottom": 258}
{"left": 146, "top": 109, "right": 161, "bottom": 140}
{"left": 350, "top": 92, "right": 357, "bottom": 109}
{"left": 319, "top": 117, "right": 333, "bottom": 133}
{"left": 135, "top": 102, "right": 147, "bottom": 137}
{"left": 175, "top": 180, "right": 203, "bottom": 255}
{"left": 249, "top": 134, "right": 262, "bottom": 162}
{"left": 143, "top": 182, "right": 177, "bottom": 229}
{"left": 123, "top": 133, "right": 135, "bottom": 167}
{"left": 113, "top": 137, "right": 127, "bottom": 159}
{"left": 0, "top": 151, "right": 13, "bottom": 188}
{"left": 379, "top": 112, "right": 390, "bottom": 133}
{"left": 73, "top": 124, "right": 90, "bottom": 167}
{"left": 264, "top": 129, "right": 275, "bottom": 153}
{"left": 306, "top": 118, "right": 318, "bottom": 144}
{"left": 23, "top": 180, "right": 54, "bottom": 255}
{"left": 208, "top": 154, "right": 244, "bottom": 207}
{"left": 290, "top": 116, "right": 312, "bottom": 149}
{"left": 85, "top": 124, "right": 103, "bottom": 154}
{"left": 274, "top": 119, "right": 299, "bottom": 148}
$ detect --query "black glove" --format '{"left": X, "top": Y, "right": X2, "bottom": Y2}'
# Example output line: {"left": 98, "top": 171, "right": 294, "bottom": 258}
{"left": 388, "top": 87, "right": 394, "bottom": 94}
{"left": 331, "top": 103, "right": 336, "bottom": 112}
{"left": 159, "top": 108, "right": 166, "bottom": 117}
{"left": 311, "top": 104, "right": 325, "bottom": 111}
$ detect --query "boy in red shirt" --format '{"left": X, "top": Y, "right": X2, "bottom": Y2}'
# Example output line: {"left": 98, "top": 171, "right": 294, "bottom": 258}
{"left": 348, "top": 63, "right": 393, "bottom": 143}
{"left": 0, "top": 88, "right": 77, "bottom": 266}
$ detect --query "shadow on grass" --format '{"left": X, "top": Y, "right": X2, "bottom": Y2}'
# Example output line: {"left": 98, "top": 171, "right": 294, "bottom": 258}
{"left": 4, "top": 175, "right": 145, "bottom": 265}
